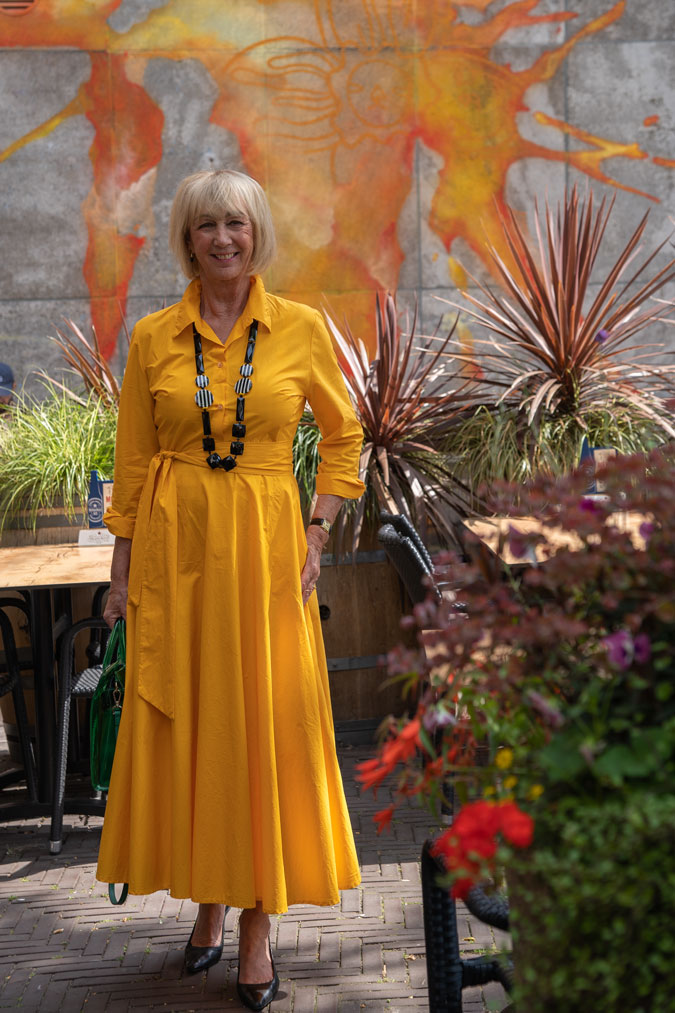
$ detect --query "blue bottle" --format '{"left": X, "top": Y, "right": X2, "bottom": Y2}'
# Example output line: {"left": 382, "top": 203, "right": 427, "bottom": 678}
{"left": 88, "top": 469, "right": 104, "bottom": 528}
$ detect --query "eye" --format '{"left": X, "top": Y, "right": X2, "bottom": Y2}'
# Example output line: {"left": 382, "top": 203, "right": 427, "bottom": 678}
{"left": 198, "top": 220, "right": 215, "bottom": 229}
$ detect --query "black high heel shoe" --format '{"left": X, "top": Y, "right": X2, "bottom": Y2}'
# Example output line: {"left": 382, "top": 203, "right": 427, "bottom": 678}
{"left": 184, "top": 905, "right": 230, "bottom": 975}
{"left": 236, "top": 936, "right": 280, "bottom": 1011}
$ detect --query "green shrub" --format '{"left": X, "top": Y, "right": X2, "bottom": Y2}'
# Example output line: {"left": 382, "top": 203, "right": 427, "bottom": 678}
{"left": 510, "top": 793, "right": 675, "bottom": 1012}
{"left": 358, "top": 446, "right": 675, "bottom": 1009}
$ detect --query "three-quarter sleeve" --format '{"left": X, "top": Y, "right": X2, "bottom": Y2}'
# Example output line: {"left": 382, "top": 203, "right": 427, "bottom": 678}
{"left": 308, "top": 312, "right": 366, "bottom": 500}
{"left": 104, "top": 327, "right": 159, "bottom": 538}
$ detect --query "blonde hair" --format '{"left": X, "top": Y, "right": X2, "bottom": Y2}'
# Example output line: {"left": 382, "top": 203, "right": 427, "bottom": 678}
{"left": 169, "top": 169, "right": 277, "bottom": 279}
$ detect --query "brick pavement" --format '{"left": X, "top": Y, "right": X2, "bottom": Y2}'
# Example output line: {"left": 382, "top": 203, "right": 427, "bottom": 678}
{"left": 0, "top": 737, "right": 510, "bottom": 1012}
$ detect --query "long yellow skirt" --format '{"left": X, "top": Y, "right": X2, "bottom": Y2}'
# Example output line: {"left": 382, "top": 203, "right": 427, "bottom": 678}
{"left": 96, "top": 454, "right": 361, "bottom": 913}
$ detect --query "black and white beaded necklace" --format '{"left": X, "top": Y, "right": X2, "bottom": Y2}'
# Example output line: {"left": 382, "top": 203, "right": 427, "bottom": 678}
{"left": 192, "top": 319, "right": 259, "bottom": 471}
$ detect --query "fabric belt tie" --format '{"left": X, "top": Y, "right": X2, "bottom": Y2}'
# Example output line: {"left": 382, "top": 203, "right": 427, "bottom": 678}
{"left": 128, "top": 443, "right": 294, "bottom": 719}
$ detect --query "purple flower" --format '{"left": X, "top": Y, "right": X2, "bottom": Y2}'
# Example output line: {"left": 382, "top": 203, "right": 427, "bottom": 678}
{"left": 604, "top": 630, "right": 651, "bottom": 669}
{"left": 633, "top": 633, "right": 651, "bottom": 665}
{"left": 639, "top": 521, "right": 655, "bottom": 543}
{"left": 422, "top": 707, "right": 455, "bottom": 734}
{"left": 604, "top": 630, "right": 633, "bottom": 670}
{"left": 595, "top": 329, "right": 610, "bottom": 344}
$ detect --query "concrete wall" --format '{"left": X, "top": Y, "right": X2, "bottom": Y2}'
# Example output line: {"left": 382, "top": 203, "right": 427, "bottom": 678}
{"left": 1, "top": 0, "right": 673, "bottom": 391}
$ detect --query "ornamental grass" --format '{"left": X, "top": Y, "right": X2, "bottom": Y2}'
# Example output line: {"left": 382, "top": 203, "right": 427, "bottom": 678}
{"left": 0, "top": 383, "right": 117, "bottom": 530}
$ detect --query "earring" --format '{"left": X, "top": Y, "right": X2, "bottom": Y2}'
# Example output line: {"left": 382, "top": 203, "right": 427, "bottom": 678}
{"left": 189, "top": 250, "right": 195, "bottom": 262}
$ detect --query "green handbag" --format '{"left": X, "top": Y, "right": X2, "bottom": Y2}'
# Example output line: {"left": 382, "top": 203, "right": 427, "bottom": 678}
{"left": 90, "top": 617, "right": 126, "bottom": 793}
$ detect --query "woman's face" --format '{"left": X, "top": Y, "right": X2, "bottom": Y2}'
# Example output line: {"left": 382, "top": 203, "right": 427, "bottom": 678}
{"left": 188, "top": 209, "right": 254, "bottom": 288}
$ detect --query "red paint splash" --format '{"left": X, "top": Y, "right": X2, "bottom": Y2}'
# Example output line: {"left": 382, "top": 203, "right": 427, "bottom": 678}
{"left": 80, "top": 54, "right": 164, "bottom": 357}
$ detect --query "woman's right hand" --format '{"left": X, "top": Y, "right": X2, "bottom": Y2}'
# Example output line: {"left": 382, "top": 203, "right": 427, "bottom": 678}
{"left": 103, "top": 582, "right": 128, "bottom": 628}
{"left": 104, "top": 536, "right": 133, "bottom": 628}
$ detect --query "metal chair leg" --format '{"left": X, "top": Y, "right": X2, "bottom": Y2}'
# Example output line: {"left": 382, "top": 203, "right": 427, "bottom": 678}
{"left": 422, "top": 840, "right": 513, "bottom": 1012}
{"left": 50, "top": 617, "right": 109, "bottom": 854}
{"left": 0, "top": 609, "right": 38, "bottom": 802}
{"left": 49, "top": 630, "right": 74, "bottom": 855}
{"left": 422, "top": 840, "right": 464, "bottom": 1012}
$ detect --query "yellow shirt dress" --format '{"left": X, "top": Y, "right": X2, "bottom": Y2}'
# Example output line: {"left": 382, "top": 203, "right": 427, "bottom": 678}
{"left": 96, "top": 276, "right": 365, "bottom": 913}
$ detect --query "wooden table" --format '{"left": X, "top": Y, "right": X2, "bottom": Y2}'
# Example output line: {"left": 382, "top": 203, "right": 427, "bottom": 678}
{"left": 463, "top": 512, "right": 647, "bottom": 566}
{"left": 0, "top": 543, "right": 113, "bottom": 820}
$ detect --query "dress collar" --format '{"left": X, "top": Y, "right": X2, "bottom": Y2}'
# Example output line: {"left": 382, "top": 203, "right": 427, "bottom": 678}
{"left": 172, "top": 276, "right": 272, "bottom": 342}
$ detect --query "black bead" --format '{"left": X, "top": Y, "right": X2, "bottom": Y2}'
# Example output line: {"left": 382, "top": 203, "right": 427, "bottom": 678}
{"left": 236, "top": 397, "right": 245, "bottom": 422}
{"left": 222, "top": 456, "right": 237, "bottom": 472}
{"left": 231, "top": 422, "right": 246, "bottom": 438}
{"left": 206, "top": 453, "right": 222, "bottom": 469}
{"left": 203, "top": 437, "right": 215, "bottom": 452}
{"left": 230, "top": 441, "right": 244, "bottom": 456}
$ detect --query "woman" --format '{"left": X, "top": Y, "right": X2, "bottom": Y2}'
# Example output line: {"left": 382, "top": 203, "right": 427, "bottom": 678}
{"left": 98, "top": 169, "right": 365, "bottom": 1010}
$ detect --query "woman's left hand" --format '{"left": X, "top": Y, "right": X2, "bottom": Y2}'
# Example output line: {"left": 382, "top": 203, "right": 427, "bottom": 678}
{"left": 300, "top": 495, "right": 342, "bottom": 605}
{"left": 301, "top": 539, "right": 323, "bottom": 605}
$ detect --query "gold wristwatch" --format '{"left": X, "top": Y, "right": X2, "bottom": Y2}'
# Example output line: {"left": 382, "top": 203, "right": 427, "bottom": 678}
{"left": 309, "top": 517, "right": 332, "bottom": 535}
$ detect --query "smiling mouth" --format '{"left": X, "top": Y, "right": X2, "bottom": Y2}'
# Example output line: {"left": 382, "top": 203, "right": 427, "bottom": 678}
{"left": 213, "top": 253, "right": 237, "bottom": 261}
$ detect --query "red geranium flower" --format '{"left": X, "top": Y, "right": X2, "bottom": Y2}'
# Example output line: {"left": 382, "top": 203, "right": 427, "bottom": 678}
{"left": 499, "top": 801, "right": 534, "bottom": 848}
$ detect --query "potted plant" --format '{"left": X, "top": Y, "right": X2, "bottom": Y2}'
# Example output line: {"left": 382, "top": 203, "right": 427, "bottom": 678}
{"left": 441, "top": 187, "right": 675, "bottom": 489}
{"left": 358, "top": 447, "right": 675, "bottom": 1011}
{"left": 0, "top": 383, "right": 117, "bottom": 545}
{"left": 321, "top": 291, "right": 481, "bottom": 552}
{"left": 0, "top": 320, "right": 120, "bottom": 545}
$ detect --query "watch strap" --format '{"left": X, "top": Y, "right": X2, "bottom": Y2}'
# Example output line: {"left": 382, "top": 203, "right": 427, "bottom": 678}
{"left": 309, "top": 517, "right": 332, "bottom": 535}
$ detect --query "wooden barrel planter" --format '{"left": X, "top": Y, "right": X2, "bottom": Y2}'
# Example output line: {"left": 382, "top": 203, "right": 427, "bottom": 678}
{"left": 317, "top": 548, "right": 413, "bottom": 742}
{"left": 0, "top": 500, "right": 85, "bottom": 547}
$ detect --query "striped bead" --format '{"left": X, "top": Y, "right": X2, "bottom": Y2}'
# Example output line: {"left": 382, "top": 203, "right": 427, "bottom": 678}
{"left": 194, "top": 388, "right": 214, "bottom": 408}
{"left": 234, "top": 377, "right": 252, "bottom": 395}
{"left": 195, "top": 374, "right": 210, "bottom": 388}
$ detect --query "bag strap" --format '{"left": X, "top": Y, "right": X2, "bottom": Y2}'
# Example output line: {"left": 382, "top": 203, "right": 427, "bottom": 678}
{"left": 109, "top": 882, "right": 129, "bottom": 905}
{"left": 103, "top": 620, "right": 127, "bottom": 908}
{"left": 101, "top": 617, "right": 126, "bottom": 671}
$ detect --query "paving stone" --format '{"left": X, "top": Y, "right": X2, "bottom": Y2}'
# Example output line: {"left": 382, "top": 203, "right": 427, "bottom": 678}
{"left": 0, "top": 744, "right": 505, "bottom": 1011}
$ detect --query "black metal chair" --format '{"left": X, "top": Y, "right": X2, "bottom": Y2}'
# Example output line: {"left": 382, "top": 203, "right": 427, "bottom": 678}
{"left": 378, "top": 521, "right": 441, "bottom": 605}
{"left": 0, "top": 604, "right": 38, "bottom": 802}
{"left": 49, "top": 612, "right": 110, "bottom": 854}
{"left": 380, "top": 510, "right": 436, "bottom": 572}
{"left": 421, "top": 840, "right": 512, "bottom": 1012}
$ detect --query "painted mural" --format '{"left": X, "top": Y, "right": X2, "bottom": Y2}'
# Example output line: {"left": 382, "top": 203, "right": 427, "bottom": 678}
{"left": 1, "top": 0, "right": 672, "bottom": 357}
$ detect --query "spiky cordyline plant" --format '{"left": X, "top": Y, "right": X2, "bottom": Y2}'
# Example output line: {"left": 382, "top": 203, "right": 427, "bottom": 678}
{"left": 440, "top": 186, "right": 675, "bottom": 440}
{"left": 39, "top": 317, "right": 127, "bottom": 408}
{"left": 323, "top": 293, "right": 481, "bottom": 551}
